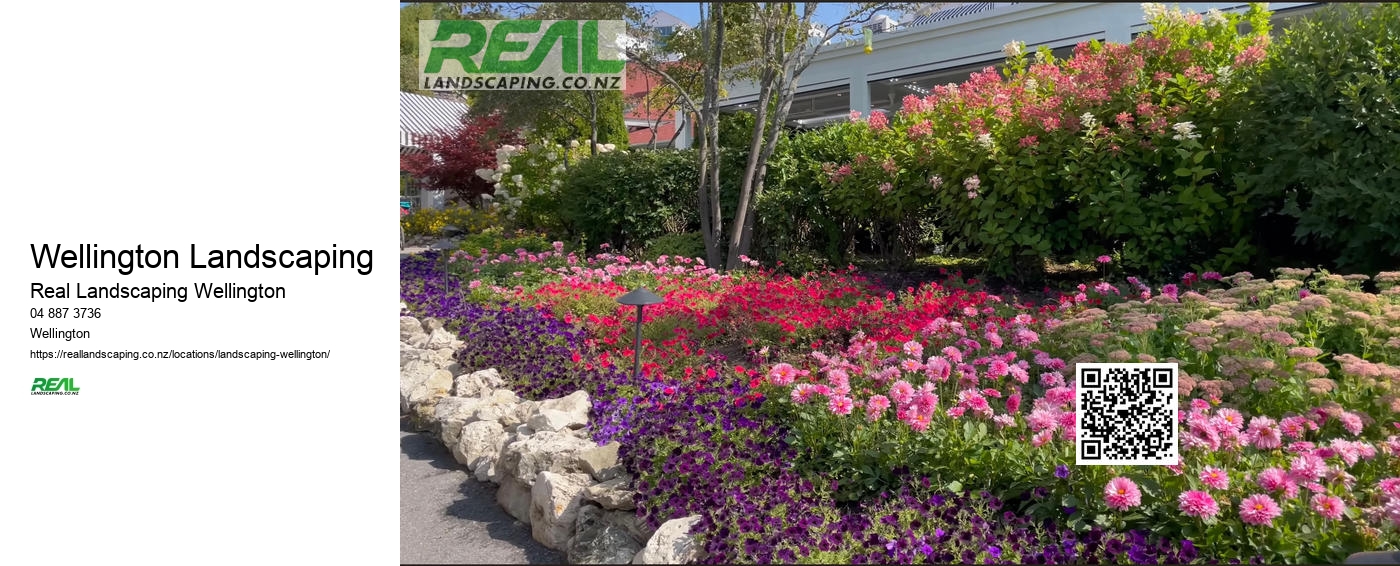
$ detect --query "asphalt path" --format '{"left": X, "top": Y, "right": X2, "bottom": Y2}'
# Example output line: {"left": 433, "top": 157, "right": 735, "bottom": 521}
{"left": 400, "top": 417, "right": 563, "bottom": 564}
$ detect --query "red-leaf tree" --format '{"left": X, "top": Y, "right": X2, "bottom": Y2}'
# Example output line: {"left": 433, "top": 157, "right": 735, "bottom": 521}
{"left": 400, "top": 112, "right": 524, "bottom": 206}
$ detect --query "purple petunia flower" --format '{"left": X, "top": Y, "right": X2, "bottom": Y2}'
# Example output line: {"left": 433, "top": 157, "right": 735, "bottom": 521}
{"left": 1055, "top": 465, "right": 1071, "bottom": 479}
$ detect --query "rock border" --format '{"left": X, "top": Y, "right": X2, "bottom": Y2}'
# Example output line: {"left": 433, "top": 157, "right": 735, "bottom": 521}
{"left": 400, "top": 310, "right": 703, "bottom": 565}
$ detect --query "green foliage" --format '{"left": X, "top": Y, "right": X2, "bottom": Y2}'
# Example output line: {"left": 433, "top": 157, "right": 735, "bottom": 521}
{"left": 458, "top": 227, "right": 555, "bottom": 256}
{"left": 399, "top": 3, "right": 499, "bottom": 93}
{"left": 553, "top": 147, "right": 743, "bottom": 253}
{"left": 642, "top": 232, "right": 707, "bottom": 262}
{"left": 1232, "top": 3, "right": 1400, "bottom": 273}
{"left": 471, "top": 90, "right": 630, "bottom": 150}
{"left": 556, "top": 149, "right": 703, "bottom": 251}
{"left": 755, "top": 121, "right": 868, "bottom": 268}
{"left": 489, "top": 140, "right": 593, "bottom": 234}
{"left": 460, "top": 3, "right": 638, "bottom": 149}
{"left": 823, "top": 5, "right": 1275, "bottom": 279}
{"left": 718, "top": 111, "right": 757, "bottom": 149}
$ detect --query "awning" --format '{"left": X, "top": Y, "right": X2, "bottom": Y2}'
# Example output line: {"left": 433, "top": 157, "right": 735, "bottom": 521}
{"left": 401, "top": 92, "right": 469, "bottom": 149}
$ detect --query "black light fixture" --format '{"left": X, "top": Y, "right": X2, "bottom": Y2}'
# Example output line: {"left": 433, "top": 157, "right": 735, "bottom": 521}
{"left": 429, "top": 239, "right": 457, "bottom": 311}
{"left": 616, "top": 287, "right": 665, "bottom": 380}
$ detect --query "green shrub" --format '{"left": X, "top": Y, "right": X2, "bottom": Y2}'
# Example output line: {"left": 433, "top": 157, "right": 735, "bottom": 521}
{"left": 556, "top": 149, "right": 699, "bottom": 251}
{"left": 457, "top": 227, "right": 555, "bottom": 256}
{"left": 1232, "top": 3, "right": 1400, "bottom": 273}
{"left": 717, "top": 110, "right": 757, "bottom": 149}
{"left": 824, "top": 4, "right": 1274, "bottom": 278}
{"left": 755, "top": 123, "right": 866, "bottom": 267}
{"left": 556, "top": 149, "right": 740, "bottom": 253}
{"left": 487, "top": 140, "right": 593, "bottom": 235}
{"left": 641, "top": 232, "right": 707, "bottom": 262}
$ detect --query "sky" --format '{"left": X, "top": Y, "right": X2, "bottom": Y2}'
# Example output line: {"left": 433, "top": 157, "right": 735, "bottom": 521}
{"left": 399, "top": 3, "right": 906, "bottom": 29}
{"left": 637, "top": 2, "right": 899, "bottom": 29}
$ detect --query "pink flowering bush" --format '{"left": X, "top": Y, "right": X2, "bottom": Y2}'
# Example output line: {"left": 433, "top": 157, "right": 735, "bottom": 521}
{"left": 757, "top": 266, "right": 1400, "bottom": 562}
{"left": 1035, "top": 268, "right": 1400, "bottom": 561}
{"left": 822, "top": 3, "right": 1274, "bottom": 277}
{"left": 406, "top": 238, "right": 1400, "bottom": 562}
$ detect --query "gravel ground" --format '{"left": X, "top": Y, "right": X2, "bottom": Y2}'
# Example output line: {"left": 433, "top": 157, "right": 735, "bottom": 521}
{"left": 400, "top": 417, "right": 562, "bottom": 565}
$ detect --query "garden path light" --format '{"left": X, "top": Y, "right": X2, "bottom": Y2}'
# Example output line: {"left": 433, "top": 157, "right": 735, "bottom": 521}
{"left": 616, "top": 287, "right": 665, "bottom": 381}
{"left": 429, "top": 239, "right": 457, "bottom": 311}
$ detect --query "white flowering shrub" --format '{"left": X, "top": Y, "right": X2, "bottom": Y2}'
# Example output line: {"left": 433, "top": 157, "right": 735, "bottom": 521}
{"left": 475, "top": 139, "right": 607, "bottom": 231}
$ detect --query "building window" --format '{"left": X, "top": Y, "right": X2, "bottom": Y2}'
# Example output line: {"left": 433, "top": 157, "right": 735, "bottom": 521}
{"left": 400, "top": 172, "right": 423, "bottom": 210}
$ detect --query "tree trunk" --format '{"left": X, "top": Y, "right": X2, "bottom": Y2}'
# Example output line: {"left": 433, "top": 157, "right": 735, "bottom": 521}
{"left": 736, "top": 63, "right": 798, "bottom": 262}
{"left": 587, "top": 91, "right": 599, "bottom": 157}
{"left": 726, "top": 6, "right": 780, "bottom": 270}
{"left": 694, "top": 1, "right": 726, "bottom": 269}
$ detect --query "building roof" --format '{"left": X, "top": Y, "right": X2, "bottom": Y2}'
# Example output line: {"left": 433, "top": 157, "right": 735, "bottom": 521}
{"left": 900, "top": 3, "right": 1009, "bottom": 30}
{"left": 645, "top": 10, "right": 689, "bottom": 31}
{"left": 400, "top": 91, "right": 468, "bottom": 148}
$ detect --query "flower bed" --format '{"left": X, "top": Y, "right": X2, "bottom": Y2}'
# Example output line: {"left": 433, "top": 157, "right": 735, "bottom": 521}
{"left": 402, "top": 246, "right": 1400, "bottom": 564}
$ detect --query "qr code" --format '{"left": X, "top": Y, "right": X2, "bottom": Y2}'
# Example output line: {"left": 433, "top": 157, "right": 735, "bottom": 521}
{"left": 1075, "top": 363, "right": 1179, "bottom": 466}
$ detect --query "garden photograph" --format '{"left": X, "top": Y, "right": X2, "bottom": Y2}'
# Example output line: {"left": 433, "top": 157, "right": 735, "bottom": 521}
{"left": 398, "top": 2, "right": 1400, "bottom": 564}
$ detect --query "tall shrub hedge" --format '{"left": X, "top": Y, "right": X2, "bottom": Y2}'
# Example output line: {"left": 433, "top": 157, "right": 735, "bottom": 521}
{"left": 1231, "top": 2, "right": 1400, "bottom": 273}
{"left": 555, "top": 149, "right": 741, "bottom": 253}
{"left": 824, "top": 4, "right": 1274, "bottom": 278}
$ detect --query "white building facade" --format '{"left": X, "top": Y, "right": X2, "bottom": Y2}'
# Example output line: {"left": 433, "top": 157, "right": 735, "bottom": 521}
{"left": 717, "top": 2, "right": 1321, "bottom": 127}
{"left": 400, "top": 91, "right": 471, "bottom": 211}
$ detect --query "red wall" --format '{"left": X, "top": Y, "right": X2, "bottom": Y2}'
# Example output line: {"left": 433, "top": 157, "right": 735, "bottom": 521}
{"left": 624, "top": 62, "right": 686, "bottom": 146}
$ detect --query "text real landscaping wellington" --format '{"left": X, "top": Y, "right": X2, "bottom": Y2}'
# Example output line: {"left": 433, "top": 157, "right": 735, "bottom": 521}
{"left": 28, "top": 243, "right": 374, "bottom": 303}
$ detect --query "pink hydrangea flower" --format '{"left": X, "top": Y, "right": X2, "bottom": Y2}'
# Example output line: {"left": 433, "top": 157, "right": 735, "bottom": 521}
{"left": 1239, "top": 494, "right": 1283, "bottom": 526}
{"left": 1104, "top": 477, "right": 1142, "bottom": 511}
{"left": 1248, "top": 417, "right": 1283, "bottom": 450}
{"left": 768, "top": 363, "right": 799, "bottom": 386}
{"left": 1310, "top": 494, "right": 1346, "bottom": 520}
{"left": 828, "top": 395, "right": 854, "bottom": 416}
{"left": 1200, "top": 466, "right": 1230, "bottom": 490}
{"left": 1256, "top": 468, "right": 1292, "bottom": 493}
{"left": 902, "top": 340, "right": 924, "bottom": 358}
{"left": 865, "top": 395, "right": 890, "bottom": 422}
{"left": 1289, "top": 453, "right": 1327, "bottom": 482}
{"left": 1179, "top": 490, "right": 1220, "bottom": 518}
{"left": 1214, "top": 408, "right": 1246, "bottom": 431}
{"left": 1340, "top": 412, "right": 1365, "bottom": 435}
{"left": 1378, "top": 478, "right": 1400, "bottom": 499}
{"left": 890, "top": 380, "right": 915, "bottom": 406}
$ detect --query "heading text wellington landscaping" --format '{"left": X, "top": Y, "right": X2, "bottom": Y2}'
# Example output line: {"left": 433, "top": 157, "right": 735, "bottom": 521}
{"left": 28, "top": 243, "right": 374, "bottom": 303}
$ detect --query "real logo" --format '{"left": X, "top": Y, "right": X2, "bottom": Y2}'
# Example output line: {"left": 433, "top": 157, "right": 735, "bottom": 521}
{"left": 32, "top": 377, "right": 80, "bottom": 395}
{"left": 419, "top": 20, "right": 627, "bottom": 91}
